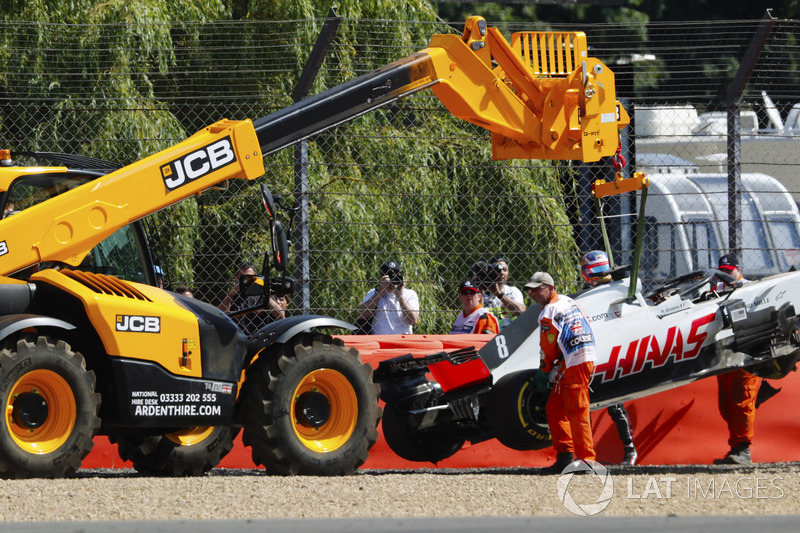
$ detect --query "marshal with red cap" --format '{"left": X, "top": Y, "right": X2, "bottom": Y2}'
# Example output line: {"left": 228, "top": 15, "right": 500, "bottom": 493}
{"left": 718, "top": 253, "right": 739, "bottom": 272}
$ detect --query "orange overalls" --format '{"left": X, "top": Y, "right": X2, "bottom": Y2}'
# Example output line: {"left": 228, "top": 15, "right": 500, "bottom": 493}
{"left": 717, "top": 369, "right": 760, "bottom": 447}
{"left": 540, "top": 292, "right": 597, "bottom": 462}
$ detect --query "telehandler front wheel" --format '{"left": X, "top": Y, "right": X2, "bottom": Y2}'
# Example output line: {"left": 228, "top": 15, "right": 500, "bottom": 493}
{"left": 239, "top": 333, "right": 381, "bottom": 475}
{"left": 111, "top": 425, "right": 239, "bottom": 476}
{"left": 0, "top": 335, "right": 101, "bottom": 478}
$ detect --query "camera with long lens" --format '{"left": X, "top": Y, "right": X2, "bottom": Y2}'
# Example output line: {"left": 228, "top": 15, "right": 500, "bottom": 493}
{"left": 240, "top": 274, "right": 294, "bottom": 298}
{"left": 270, "top": 276, "right": 294, "bottom": 297}
{"left": 470, "top": 259, "right": 503, "bottom": 290}
{"left": 388, "top": 270, "right": 403, "bottom": 288}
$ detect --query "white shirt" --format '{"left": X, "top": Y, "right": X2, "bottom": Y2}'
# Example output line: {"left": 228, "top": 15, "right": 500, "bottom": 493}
{"left": 483, "top": 285, "right": 524, "bottom": 330}
{"left": 450, "top": 306, "right": 499, "bottom": 334}
{"left": 714, "top": 275, "right": 748, "bottom": 292}
{"left": 361, "top": 288, "right": 419, "bottom": 335}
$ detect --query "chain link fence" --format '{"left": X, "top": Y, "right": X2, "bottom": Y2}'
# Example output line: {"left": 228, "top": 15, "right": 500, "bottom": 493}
{"left": 2, "top": 16, "right": 800, "bottom": 333}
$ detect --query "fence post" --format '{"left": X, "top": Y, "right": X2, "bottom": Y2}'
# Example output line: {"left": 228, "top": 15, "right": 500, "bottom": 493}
{"left": 291, "top": 8, "right": 342, "bottom": 314}
{"left": 725, "top": 9, "right": 776, "bottom": 257}
{"left": 726, "top": 105, "right": 742, "bottom": 255}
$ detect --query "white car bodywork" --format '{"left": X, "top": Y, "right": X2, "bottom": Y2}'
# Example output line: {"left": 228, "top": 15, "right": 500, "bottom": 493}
{"left": 486, "top": 270, "right": 800, "bottom": 409}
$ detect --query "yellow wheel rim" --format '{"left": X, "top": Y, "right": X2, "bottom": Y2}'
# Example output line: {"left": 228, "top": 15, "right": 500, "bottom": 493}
{"left": 165, "top": 427, "right": 215, "bottom": 446}
{"left": 5, "top": 369, "right": 76, "bottom": 454}
{"left": 291, "top": 369, "right": 357, "bottom": 453}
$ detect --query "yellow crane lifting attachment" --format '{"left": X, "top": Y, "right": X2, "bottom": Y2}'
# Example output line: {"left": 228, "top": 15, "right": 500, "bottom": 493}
{"left": 426, "top": 16, "right": 630, "bottom": 162}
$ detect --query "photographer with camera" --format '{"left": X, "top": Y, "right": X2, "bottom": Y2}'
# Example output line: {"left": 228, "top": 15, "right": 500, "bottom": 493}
{"left": 471, "top": 257, "right": 526, "bottom": 330}
{"left": 218, "top": 262, "right": 288, "bottom": 336}
{"left": 358, "top": 261, "right": 420, "bottom": 335}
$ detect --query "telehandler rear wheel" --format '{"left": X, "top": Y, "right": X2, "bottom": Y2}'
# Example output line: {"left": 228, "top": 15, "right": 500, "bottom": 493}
{"left": 0, "top": 335, "right": 101, "bottom": 478}
{"left": 111, "top": 425, "right": 239, "bottom": 476}
{"left": 239, "top": 333, "right": 381, "bottom": 475}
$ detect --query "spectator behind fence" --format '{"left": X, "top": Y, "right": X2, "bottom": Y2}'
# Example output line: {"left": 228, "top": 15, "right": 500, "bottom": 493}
{"left": 175, "top": 286, "right": 194, "bottom": 298}
{"left": 451, "top": 280, "right": 499, "bottom": 335}
{"left": 357, "top": 261, "right": 420, "bottom": 335}
{"left": 481, "top": 256, "right": 526, "bottom": 330}
{"left": 154, "top": 265, "right": 165, "bottom": 289}
{"left": 218, "top": 262, "right": 287, "bottom": 336}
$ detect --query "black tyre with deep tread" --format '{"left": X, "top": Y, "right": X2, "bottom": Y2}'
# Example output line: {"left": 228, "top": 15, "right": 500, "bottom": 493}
{"left": 239, "top": 333, "right": 381, "bottom": 475}
{"left": 111, "top": 426, "right": 239, "bottom": 476}
{"left": 0, "top": 335, "right": 101, "bottom": 478}
{"left": 486, "top": 370, "right": 551, "bottom": 451}
{"left": 381, "top": 403, "right": 464, "bottom": 463}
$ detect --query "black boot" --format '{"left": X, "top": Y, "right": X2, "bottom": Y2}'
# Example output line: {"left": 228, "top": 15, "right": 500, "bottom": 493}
{"left": 621, "top": 446, "right": 638, "bottom": 466}
{"left": 714, "top": 443, "right": 752, "bottom": 465}
{"left": 542, "top": 452, "right": 575, "bottom": 474}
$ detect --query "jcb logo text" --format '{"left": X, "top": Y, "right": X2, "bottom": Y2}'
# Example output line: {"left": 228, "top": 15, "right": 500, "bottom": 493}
{"left": 116, "top": 315, "right": 161, "bottom": 333}
{"left": 0, "top": 240, "right": 8, "bottom": 256}
{"left": 161, "top": 137, "right": 236, "bottom": 191}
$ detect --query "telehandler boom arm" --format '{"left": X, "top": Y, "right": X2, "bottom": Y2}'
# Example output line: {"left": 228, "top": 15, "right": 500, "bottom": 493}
{"left": 0, "top": 16, "right": 628, "bottom": 276}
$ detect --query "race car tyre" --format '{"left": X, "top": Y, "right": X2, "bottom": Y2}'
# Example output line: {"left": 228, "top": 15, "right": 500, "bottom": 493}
{"left": 0, "top": 335, "right": 101, "bottom": 478}
{"left": 381, "top": 403, "right": 465, "bottom": 463}
{"left": 111, "top": 426, "right": 239, "bottom": 476}
{"left": 486, "top": 370, "right": 551, "bottom": 451}
{"left": 239, "top": 333, "right": 381, "bottom": 475}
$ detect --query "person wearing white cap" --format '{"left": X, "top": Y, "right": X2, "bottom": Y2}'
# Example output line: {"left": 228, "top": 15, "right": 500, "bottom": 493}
{"left": 525, "top": 271, "right": 596, "bottom": 473}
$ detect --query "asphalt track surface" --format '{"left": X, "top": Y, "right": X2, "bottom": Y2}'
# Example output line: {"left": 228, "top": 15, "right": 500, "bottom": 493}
{"left": 2, "top": 464, "right": 800, "bottom": 532}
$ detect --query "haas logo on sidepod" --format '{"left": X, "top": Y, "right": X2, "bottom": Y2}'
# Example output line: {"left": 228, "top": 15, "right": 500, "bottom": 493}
{"left": 161, "top": 137, "right": 237, "bottom": 191}
{"left": 594, "top": 312, "right": 715, "bottom": 383}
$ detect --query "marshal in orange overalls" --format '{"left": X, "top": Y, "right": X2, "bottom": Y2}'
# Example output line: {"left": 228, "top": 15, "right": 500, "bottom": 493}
{"left": 539, "top": 291, "right": 597, "bottom": 462}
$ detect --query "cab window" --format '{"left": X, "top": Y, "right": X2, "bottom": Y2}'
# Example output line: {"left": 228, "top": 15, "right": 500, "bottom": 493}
{"left": 3, "top": 173, "right": 152, "bottom": 283}
{"left": 78, "top": 225, "right": 151, "bottom": 283}
{"left": 2, "top": 173, "right": 92, "bottom": 217}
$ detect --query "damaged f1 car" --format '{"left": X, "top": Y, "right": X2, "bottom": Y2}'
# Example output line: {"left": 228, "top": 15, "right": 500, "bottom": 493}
{"left": 374, "top": 175, "right": 800, "bottom": 463}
